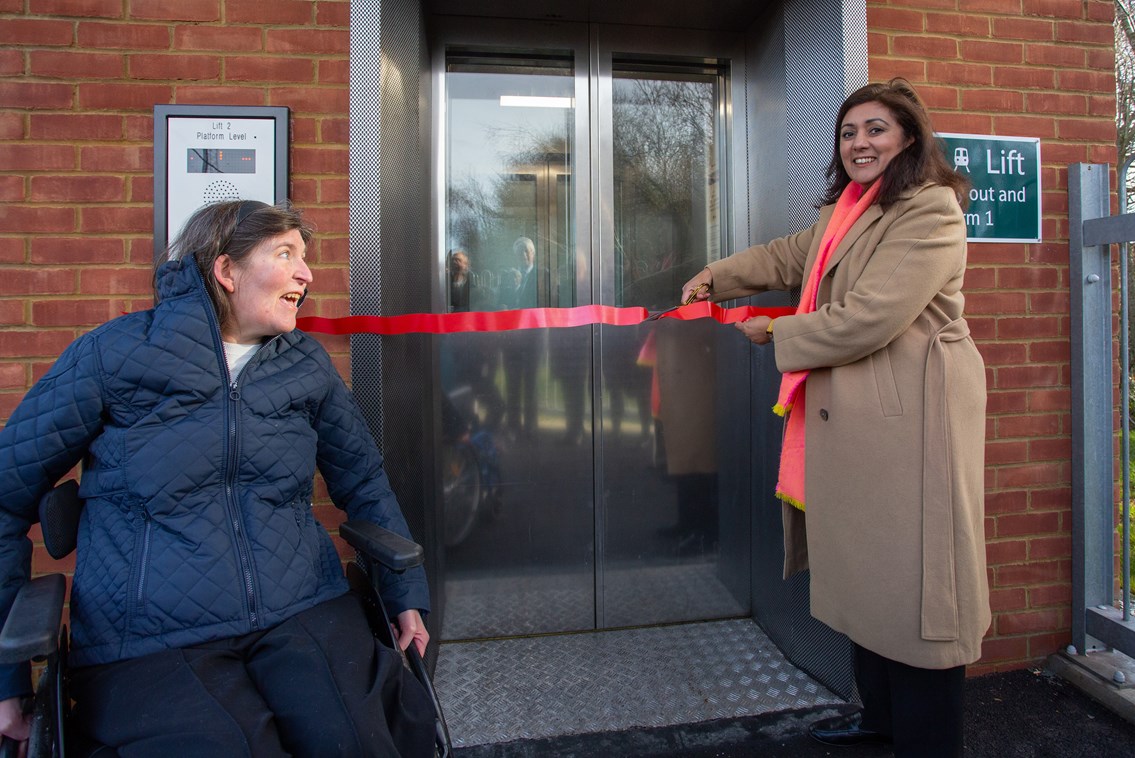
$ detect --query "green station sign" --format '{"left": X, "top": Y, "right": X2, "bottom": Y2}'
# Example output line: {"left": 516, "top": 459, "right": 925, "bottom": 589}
{"left": 936, "top": 133, "right": 1042, "bottom": 243}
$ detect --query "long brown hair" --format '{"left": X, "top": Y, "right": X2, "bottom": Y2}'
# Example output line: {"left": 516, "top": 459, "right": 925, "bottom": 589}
{"left": 820, "top": 78, "right": 970, "bottom": 210}
{"left": 165, "top": 200, "right": 313, "bottom": 329}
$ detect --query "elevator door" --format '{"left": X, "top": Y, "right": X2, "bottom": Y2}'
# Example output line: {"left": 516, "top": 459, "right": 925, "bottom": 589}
{"left": 435, "top": 22, "right": 750, "bottom": 640}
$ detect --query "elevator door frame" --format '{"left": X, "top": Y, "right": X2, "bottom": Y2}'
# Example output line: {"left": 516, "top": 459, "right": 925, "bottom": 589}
{"left": 430, "top": 16, "right": 750, "bottom": 632}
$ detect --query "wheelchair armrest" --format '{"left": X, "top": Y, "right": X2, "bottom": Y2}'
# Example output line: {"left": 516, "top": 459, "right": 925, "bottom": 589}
{"left": 0, "top": 574, "right": 66, "bottom": 665}
{"left": 340, "top": 521, "right": 424, "bottom": 573}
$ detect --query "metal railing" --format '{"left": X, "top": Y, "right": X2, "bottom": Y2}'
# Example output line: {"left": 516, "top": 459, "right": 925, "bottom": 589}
{"left": 1069, "top": 162, "right": 1135, "bottom": 657}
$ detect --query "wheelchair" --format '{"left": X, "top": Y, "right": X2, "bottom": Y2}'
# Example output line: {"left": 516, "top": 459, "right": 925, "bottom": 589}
{"left": 0, "top": 480, "right": 451, "bottom": 757}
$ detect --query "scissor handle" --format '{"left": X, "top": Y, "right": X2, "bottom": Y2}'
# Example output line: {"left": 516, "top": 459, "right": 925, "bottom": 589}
{"left": 683, "top": 282, "right": 710, "bottom": 306}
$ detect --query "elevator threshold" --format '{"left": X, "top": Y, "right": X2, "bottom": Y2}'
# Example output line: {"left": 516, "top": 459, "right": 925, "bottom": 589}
{"left": 433, "top": 618, "right": 842, "bottom": 748}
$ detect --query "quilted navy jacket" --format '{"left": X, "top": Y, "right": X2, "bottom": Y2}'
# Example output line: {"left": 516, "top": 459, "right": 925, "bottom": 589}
{"left": 0, "top": 256, "right": 429, "bottom": 699}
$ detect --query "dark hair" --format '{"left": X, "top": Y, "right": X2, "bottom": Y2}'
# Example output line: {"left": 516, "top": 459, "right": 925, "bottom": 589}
{"left": 166, "top": 200, "right": 314, "bottom": 329}
{"left": 821, "top": 78, "right": 970, "bottom": 210}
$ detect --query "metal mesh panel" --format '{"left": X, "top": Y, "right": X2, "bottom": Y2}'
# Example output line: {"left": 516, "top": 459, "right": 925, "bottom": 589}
{"left": 741, "top": 0, "right": 868, "bottom": 702}
{"left": 349, "top": 0, "right": 440, "bottom": 627}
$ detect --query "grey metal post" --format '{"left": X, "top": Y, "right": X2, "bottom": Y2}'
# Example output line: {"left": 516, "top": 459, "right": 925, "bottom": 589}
{"left": 1068, "top": 163, "right": 1116, "bottom": 654}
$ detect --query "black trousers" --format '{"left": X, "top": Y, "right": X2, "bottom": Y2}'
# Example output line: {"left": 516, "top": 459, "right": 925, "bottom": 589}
{"left": 69, "top": 594, "right": 436, "bottom": 758}
{"left": 855, "top": 643, "right": 966, "bottom": 758}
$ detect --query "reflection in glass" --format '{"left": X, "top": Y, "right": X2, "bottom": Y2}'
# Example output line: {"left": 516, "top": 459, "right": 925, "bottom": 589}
{"left": 601, "top": 65, "right": 747, "bottom": 627}
{"left": 440, "top": 55, "right": 594, "bottom": 640}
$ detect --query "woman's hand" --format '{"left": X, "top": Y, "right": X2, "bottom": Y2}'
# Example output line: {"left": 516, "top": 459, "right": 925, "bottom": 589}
{"left": 680, "top": 268, "right": 714, "bottom": 304}
{"left": 0, "top": 696, "right": 29, "bottom": 758}
{"left": 394, "top": 609, "right": 430, "bottom": 657}
{"left": 735, "top": 316, "right": 774, "bottom": 346}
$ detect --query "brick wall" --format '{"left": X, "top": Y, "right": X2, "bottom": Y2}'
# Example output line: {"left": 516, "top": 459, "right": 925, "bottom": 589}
{"left": 0, "top": 0, "right": 1123, "bottom": 671}
{"left": 868, "top": 0, "right": 1119, "bottom": 673}
{"left": 0, "top": 0, "right": 353, "bottom": 579}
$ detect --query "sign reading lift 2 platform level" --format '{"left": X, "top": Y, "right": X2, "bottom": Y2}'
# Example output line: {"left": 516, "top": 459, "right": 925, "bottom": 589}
{"left": 937, "top": 133, "right": 1041, "bottom": 243}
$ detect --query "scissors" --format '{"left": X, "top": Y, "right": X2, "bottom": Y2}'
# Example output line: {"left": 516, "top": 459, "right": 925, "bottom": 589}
{"left": 647, "top": 283, "right": 710, "bottom": 320}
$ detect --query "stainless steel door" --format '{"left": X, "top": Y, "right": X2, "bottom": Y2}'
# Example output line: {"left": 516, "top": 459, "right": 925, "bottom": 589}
{"left": 433, "top": 19, "right": 750, "bottom": 639}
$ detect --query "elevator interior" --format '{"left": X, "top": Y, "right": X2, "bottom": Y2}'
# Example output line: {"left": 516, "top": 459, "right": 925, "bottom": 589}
{"left": 348, "top": 0, "right": 869, "bottom": 709}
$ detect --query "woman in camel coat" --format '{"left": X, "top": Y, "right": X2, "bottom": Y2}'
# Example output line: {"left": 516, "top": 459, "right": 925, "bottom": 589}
{"left": 682, "top": 79, "right": 988, "bottom": 758}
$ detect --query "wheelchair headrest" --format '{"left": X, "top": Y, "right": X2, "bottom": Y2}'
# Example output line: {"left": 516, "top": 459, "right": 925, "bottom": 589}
{"left": 39, "top": 479, "right": 82, "bottom": 560}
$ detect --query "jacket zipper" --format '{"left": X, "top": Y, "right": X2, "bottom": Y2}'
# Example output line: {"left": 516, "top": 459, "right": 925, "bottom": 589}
{"left": 135, "top": 511, "right": 152, "bottom": 604}
{"left": 223, "top": 336, "right": 284, "bottom": 629}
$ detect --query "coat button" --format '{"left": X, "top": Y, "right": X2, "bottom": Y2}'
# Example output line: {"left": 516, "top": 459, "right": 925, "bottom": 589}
{"left": 819, "top": 409, "right": 829, "bottom": 421}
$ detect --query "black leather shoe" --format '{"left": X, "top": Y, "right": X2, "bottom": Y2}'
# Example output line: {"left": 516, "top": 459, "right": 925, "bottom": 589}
{"left": 808, "top": 711, "right": 891, "bottom": 746}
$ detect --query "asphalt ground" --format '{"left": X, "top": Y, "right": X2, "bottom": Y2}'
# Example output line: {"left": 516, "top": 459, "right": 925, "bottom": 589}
{"left": 453, "top": 667, "right": 1135, "bottom": 757}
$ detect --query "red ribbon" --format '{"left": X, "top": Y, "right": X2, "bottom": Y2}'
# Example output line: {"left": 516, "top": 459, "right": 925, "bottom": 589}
{"left": 296, "top": 301, "right": 795, "bottom": 336}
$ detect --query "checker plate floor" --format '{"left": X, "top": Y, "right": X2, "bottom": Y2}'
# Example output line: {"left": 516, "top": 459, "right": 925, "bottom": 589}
{"left": 434, "top": 618, "right": 842, "bottom": 747}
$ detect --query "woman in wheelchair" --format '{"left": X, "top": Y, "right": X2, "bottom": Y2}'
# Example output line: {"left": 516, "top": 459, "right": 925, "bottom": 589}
{"left": 0, "top": 200, "right": 436, "bottom": 756}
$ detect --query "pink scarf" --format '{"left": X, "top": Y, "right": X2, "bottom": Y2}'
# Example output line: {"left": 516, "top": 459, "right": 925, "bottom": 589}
{"left": 774, "top": 180, "right": 881, "bottom": 510}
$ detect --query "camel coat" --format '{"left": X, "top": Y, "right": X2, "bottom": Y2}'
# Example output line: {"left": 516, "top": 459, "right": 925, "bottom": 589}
{"left": 708, "top": 183, "right": 989, "bottom": 669}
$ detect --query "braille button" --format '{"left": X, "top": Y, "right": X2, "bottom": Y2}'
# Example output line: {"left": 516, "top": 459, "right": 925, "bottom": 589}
{"left": 819, "top": 409, "right": 829, "bottom": 421}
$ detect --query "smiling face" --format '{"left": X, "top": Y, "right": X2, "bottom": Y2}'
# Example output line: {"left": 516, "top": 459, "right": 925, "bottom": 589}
{"left": 838, "top": 101, "right": 914, "bottom": 188}
{"left": 214, "top": 229, "right": 312, "bottom": 343}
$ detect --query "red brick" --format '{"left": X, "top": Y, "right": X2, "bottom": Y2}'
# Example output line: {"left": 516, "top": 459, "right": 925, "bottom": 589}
{"left": 226, "top": 57, "right": 315, "bottom": 84}
{"left": 997, "top": 608, "right": 1066, "bottom": 635}
{"left": 996, "top": 318, "right": 1061, "bottom": 341}
{"left": 978, "top": 342, "right": 1028, "bottom": 366}
{"left": 79, "top": 146, "right": 152, "bottom": 173}
{"left": 1027, "top": 388, "right": 1069, "bottom": 412}
{"left": 291, "top": 146, "right": 349, "bottom": 176}
{"left": 78, "top": 82, "right": 174, "bottom": 111}
{"left": 227, "top": 0, "right": 313, "bottom": 25}
{"left": 986, "top": 489, "right": 1029, "bottom": 514}
{"left": 995, "top": 559, "right": 1069, "bottom": 587}
{"left": 76, "top": 22, "right": 171, "bottom": 50}
{"left": 174, "top": 25, "right": 262, "bottom": 52}
{"left": 991, "top": 66, "right": 1056, "bottom": 90}
{"left": 989, "top": 586, "right": 1028, "bottom": 611}
{"left": 1021, "top": 0, "right": 1091, "bottom": 19}
{"left": 0, "top": 113, "right": 24, "bottom": 140}
{"left": 980, "top": 635, "right": 1029, "bottom": 662}
{"left": 0, "top": 19, "right": 75, "bottom": 47}
{"left": 130, "top": 0, "right": 220, "bottom": 22}
{"left": 265, "top": 29, "right": 348, "bottom": 55}
{"left": 926, "top": 13, "right": 989, "bottom": 35}
{"left": 963, "top": 291, "right": 1027, "bottom": 315}
{"left": 869, "top": 58, "right": 927, "bottom": 83}
{"left": 1057, "top": 69, "right": 1116, "bottom": 93}
{"left": 30, "top": 175, "right": 126, "bottom": 203}
{"left": 996, "top": 266, "right": 1060, "bottom": 289}
{"left": 1057, "top": 119, "right": 1117, "bottom": 143}
{"left": 0, "top": 144, "right": 77, "bottom": 172}
{"left": 959, "top": 0, "right": 1022, "bottom": 10}
{"left": 270, "top": 87, "right": 348, "bottom": 115}
{"left": 0, "top": 81, "right": 74, "bottom": 109}
{"left": 1028, "top": 535, "right": 1071, "bottom": 560}
{"left": 128, "top": 54, "right": 221, "bottom": 81}
{"left": 1024, "top": 43, "right": 1084, "bottom": 68}
{"left": 986, "top": 539, "right": 1028, "bottom": 565}
{"left": 318, "top": 59, "right": 349, "bottom": 85}
{"left": 32, "top": 299, "right": 122, "bottom": 327}
{"left": 78, "top": 206, "right": 152, "bottom": 234}
{"left": 1027, "top": 292, "right": 1069, "bottom": 314}
{"left": 1027, "top": 631, "right": 1070, "bottom": 659}
{"left": 0, "top": 49, "right": 23, "bottom": 76}
{"left": 0, "top": 176, "right": 24, "bottom": 202}
{"left": 320, "top": 117, "right": 348, "bottom": 144}
{"left": 174, "top": 86, "right": 266, "bottom": 105}
{"left": 998, "top": 413, "right": 1061, "bottom": 438}
{"left": 959, "top": 40, "right": 1024, "bottom": 65}
{"left": 0, "top": 329, "right": 75, "bottom": 360}
{"left": 992, "top": 17, "right": 1055, "bottom": 40}
{"left": 30, "top": 0, "right": 122, "bottom": 15}
{"left": 1027, "top": 489, "right": 1071, "bottom": 511}
{"left": 961, "top": 89, "right": 1024, "bottom": 112}
{"left": 867, "top": 7, "right": 925, "bottom": 32}
{"left": 28, "top": 50, "right": 124, "bottom": 79}
{"left": 0, "top": 206, "right": 77, "bottom": 234}
{"left": 1055, "top": 21, "right": 1118, "bottom": 45}
{"left": 1028, "top": 341, "right": 1069, "bottom": 364}
{"left": 1028, "top": 583, "right": 1071, "bottom": 607}
{"left": 316, "top": 2, "right": 349, "bottom": 26}
{"left": 0, "top": 363, "right": 27, "bottom": 389}
{"left": 30, "top": 237, "right": 125, "bottom": 265}
{"left": 892, "top": 35, "right": 958, "bottom": 60}
{"left": 78, "top": 267, "right": 153, "bottom": 294}
{"left": 29, "top": 113, "right": 122, "bottom": 141}
{"left": 996, "top": 462, "right": 1068, "bottom": 489}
